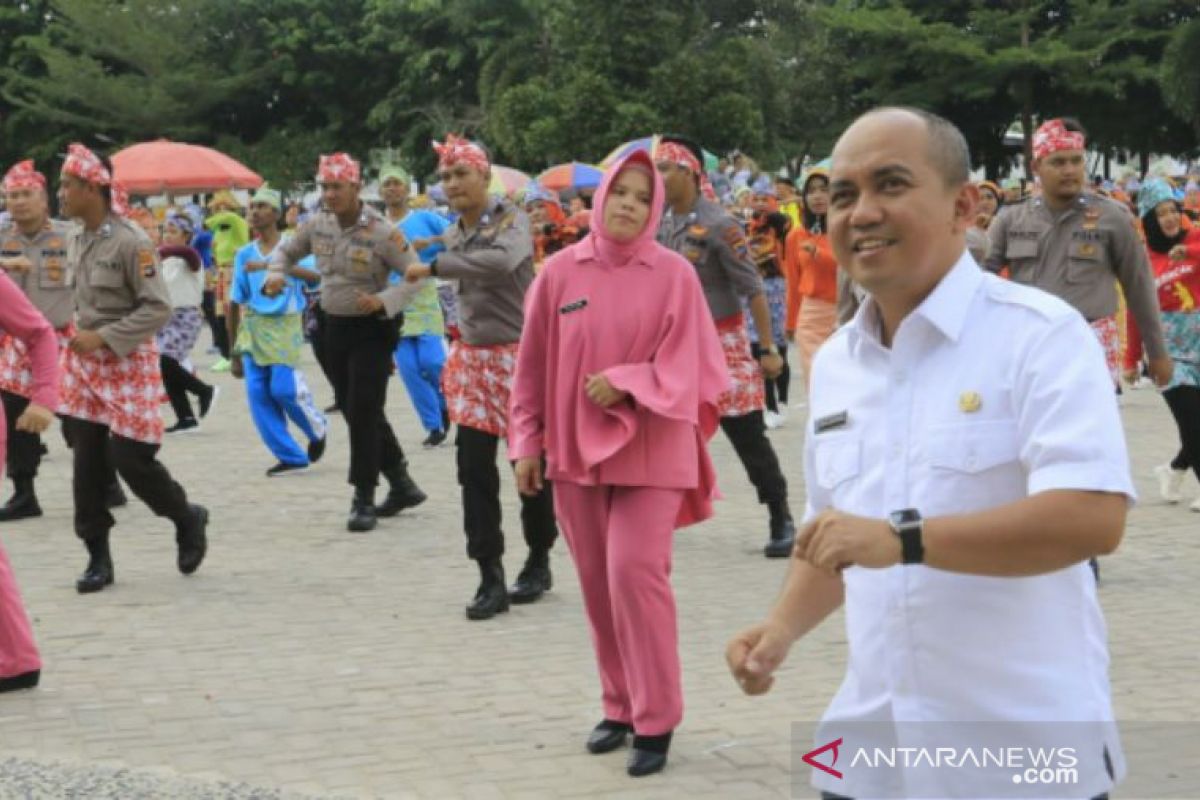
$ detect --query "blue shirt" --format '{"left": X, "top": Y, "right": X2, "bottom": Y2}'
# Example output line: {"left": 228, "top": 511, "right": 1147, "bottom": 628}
{"left": 231, "top": 240, "right": 312, "bottom": 316}
{"left": 398, "top": 209, "right": 450, "bottom": 265}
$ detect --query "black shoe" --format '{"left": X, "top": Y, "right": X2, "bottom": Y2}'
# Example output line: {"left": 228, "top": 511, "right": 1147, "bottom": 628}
{"left": 763, "top": 501, "right": 795, "bottom": 559}
{"left": 466, "top": 559, "right": 509, "bottom": 620}
{"left": 76, "top": 538, "right": 114, "bottom": 594}
{"left": 266, "top": 461, "right": 308, "bottom": 477}
{"left": 104, "top": 481, "right": 128, "bottom": 509}
{"left": 176, "top": 504, "right": 209, "bottom": 575}
{"left": 307, "top": 435, "right": 327, "bottom": 464}
{"left": 376, "top": 466, "right": 427, "bottom": 517}
{"left": 347, "top": 492, "right": 377, "bottom": 533}
{"left": 442, "top": 408, "right": 451, "bottom": 431}
{"left": 198, "top": 385, "right": 220, "bottom": 419}
{"left": 165, "top": 418, "right": 200, "bottom": 435}
{"left": 627, "top": 732, "right": 672, "bottom": 777}
{"left": 422, "top": 429, "right": 447, "bottom": 448}
{"left": 587, "top": 720, "right": 632, "bottom": 754}
{"left": 508, "top": 562, "right": 551, "bottom": 604}
{"left": 0, "top": 669, "right": 40, "bottom": 693}
{"left": 0, "top": 478, "right": 41, "bottom": 522}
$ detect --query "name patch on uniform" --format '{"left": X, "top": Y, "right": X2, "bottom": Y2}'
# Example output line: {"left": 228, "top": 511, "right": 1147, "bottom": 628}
{"left": 1072, "top": 230, "right": 1102, "bottom": 242}
{"left": 814, "top": 410, "right": 848, "bottom": 433}
{"left": 1, "top": 239, "right": 22, "bottom": 258}
{"left": 1009, "top": 230, "right": 1040, "bottom": 240}
{"left": 559, "top": 298, "right": 588, "bottom": 315}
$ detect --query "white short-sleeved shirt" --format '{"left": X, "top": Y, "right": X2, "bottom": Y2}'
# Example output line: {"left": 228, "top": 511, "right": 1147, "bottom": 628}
{"left": 804, "top": 252, "right": 1133, "bottom": 799}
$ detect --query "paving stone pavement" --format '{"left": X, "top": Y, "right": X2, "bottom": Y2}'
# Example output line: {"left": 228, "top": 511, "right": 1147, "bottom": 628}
{"left": 0, "top": 349, "right": 1196, "bottom": 799}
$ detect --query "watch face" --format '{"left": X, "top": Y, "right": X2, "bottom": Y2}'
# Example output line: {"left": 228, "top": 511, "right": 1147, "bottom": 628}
{"left": 890, "top": 509, "right": 920, "bottom": 527}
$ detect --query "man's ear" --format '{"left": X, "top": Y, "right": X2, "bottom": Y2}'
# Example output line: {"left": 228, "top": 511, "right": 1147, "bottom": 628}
{"left": 952, "top": 183, "right": 980, "bottom": 232}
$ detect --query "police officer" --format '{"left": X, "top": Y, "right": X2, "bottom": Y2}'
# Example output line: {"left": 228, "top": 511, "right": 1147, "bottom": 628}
{"left": 266, "top": 153, "right": 426, "bottom": 533}
{"left": 0, "top": 160, "right": 74, "bottom": 521}
{"left": 984, "top": 118, "right": 1172, "bottom": 389}
{"left": 405, "top": 135, "right": 558, "bottom": 621}
{"left": 654, "top": 135, "right": 797, "bottom": 558}
{"left": 57, "top": 144, "right": 208, "bottom": 593}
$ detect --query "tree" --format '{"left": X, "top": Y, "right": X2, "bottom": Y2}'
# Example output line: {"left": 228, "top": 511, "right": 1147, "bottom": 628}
{"left": 1162, "top": 16, "right": 1200, "bottom": 139}
{"left": 2, "top": 0, "right": 270, "bottom": 159}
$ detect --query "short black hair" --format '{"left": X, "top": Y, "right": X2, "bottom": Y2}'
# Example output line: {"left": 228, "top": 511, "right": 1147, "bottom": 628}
{"left": 1061, "top": 117, "right": 1087, "bottom": 137}
{"left": 774, "top": 176, "right": 795, "bottom": 188}
{"left": 854, "top": 106, "right": 971, "bottom": 187}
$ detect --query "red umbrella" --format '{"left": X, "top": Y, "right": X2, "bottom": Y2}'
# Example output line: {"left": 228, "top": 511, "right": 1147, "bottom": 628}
{"left": 112, "top": 139, "right": 263, "bottom": 195}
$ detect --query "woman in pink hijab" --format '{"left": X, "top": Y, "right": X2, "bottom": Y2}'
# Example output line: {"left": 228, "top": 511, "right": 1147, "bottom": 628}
{"left": 0, "top": 268, "right": 60, "bottom": 693}
{"left": 510, "top": 150, "right": 729, "bottom": 777}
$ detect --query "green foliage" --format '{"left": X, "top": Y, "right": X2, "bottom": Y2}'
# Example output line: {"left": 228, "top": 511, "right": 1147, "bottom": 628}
{"left": 0, "top": 0, "right": 1193, "bottom": 191}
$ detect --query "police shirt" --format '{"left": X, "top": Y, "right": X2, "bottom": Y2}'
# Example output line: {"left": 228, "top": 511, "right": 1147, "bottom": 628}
{"left": 657, "top": 197, "right": 763, "bottom": 320}
{"left": 0, "top": 218, "right": 75, "bottom": 329}
{"left": 434, "top": 198, "right": 534, "bottom": 347}
{"left": 984, "top": 192, "right": 1166, "bottom": 359}
{"left": 69, "top": 214, "right": 171, "bottom": 357}
{"left": 271, "top": 204, "right": 415, "bottom": 318}
{"left": 805, "top": 252, "right": 1131, "bottom": 799}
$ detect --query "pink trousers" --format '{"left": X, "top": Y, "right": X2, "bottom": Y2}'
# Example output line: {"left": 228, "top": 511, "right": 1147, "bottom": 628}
{"left": 0, "top": 540, "right": 40, "bottom": 680}
{"left": 554, "top": 481, "right": 684, "bottom": 736}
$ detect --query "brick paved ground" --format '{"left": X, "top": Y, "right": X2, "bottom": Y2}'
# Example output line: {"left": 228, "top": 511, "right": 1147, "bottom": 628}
{"left": 0, "top": 349, "right": 1196, "bottom": 799}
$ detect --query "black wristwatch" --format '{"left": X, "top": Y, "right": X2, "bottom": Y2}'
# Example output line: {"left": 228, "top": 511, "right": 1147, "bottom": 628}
{"left": 888, "top": 508, "right": 924, "bottom": 565}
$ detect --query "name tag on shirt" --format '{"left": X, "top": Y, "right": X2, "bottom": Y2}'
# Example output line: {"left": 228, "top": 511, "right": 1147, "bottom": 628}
{"left": 814, "top": 410, "right": 849, "bottom": 433}
{"left": 559, "top": 298, "right": 588, "bottom": 315}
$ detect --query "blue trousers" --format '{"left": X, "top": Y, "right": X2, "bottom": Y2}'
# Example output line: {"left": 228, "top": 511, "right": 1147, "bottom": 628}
{"left": 394, "top": 334, "right": 447, "bottom": 433}
{"left": 243, "top": 356, "right": 328, "bottom": 465}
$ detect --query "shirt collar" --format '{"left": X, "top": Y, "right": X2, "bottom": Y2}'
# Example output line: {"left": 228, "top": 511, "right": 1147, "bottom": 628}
{"left": 847, "top": 249, "right": 984, "bottom": 351}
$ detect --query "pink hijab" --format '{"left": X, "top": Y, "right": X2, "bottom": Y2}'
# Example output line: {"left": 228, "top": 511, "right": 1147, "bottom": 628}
{"left": 586, "top": 149, "right": 664, "bottom": 267}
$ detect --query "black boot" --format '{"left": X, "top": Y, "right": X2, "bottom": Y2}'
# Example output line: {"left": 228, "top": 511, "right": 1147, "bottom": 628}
{"left": 376, "top": 463, "right": 427, "bottom": 517}
{"left": 0, "top": 476, "right": 41, "bottom": 522}
{"left": 76, "top": 536, "right": 114, "bottom": 593}
{"left": 176, "top": 504, "right": 209, "bottom": 575}
{"left": 105, "top": 480, "right": 128, "bottom": 509}
{"left": 508, "top": 549, "right": 552, "bottom": 604}
{"left": 347, "top": 489, "right": 377, "bottom": 533}
{"left": 0, "top": 669, "right": 40, "bottom": 693}
{"left": 466, "top": 558, "right": 509, "bottom": 620}
{"left": 763, "top": 500, "right": 795, "bottom": 559}
{"left": 627, "top": 731, "right": 672, "bottom": 777}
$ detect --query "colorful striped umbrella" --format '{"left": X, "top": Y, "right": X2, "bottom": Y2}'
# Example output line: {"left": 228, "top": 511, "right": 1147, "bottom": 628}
{"left": 488, "top": 165, "right": 532, "bottom": 198}
{"left": 536, "top": 162, "right": 604, "bottom": 193}
{"left": 599, "top": 136, "right": 720, "bottom": 172}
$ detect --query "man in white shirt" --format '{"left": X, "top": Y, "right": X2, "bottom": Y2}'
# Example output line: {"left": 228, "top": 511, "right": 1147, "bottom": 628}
{"left": 726, "top": 107, "right": 1131, "bottom": 800}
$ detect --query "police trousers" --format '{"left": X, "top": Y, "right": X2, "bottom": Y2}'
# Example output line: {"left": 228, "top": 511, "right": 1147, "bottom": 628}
{"left": 719, "top": 410, "right": 788, "bottom": 504}
{"left": 1, "top": 390, "right": 42, "bottom": 481}
{"left": 66, "top": 417, "right": 191, "bottom": 542}
{"left": 323, "top": 313, "right": 407, "bottom": 494}
{"left": 455, "top": 424, "right": 556, "bottom": 562}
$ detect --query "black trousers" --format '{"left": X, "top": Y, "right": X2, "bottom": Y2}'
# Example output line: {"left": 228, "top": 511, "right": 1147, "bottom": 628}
{"left": 720, "top": 410, "right": 788, "bottom": 504}
{"left": 309, "top": 304, "right": 336, "bottom": 395}
{"left": 1, "top": 390, "right": 42, "bottom": 480}
{"left": 160, "top": 356, "right": 209, "bottom": 423}
{"left": 201, "top": 289, "right": 230, "bottom": 359}
{"left": 323, "top": 313, "right": 407, "bottom": 493}
{"left": 1164, "top": 385, "right": 1199, "bottom": 478}
{"left": 750, "top": 342, "right": 792, "bottom": 412}
{"left": 66, "top": 417, "right": 191, "bottom": 542}
{"left": 455, "top": 424, "right": 557, "bottom": 562}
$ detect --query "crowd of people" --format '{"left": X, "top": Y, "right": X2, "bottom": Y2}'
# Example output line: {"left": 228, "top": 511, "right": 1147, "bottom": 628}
{"left": 0, "top": 108, "right": 1195, "bottom": 789}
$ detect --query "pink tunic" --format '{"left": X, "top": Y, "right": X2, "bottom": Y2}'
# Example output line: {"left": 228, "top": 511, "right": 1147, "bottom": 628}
{"left": 509, "top": 150, "right": 730, "bottom": 527}
{"left": 0, "top": 269, "right": 59, "bottom": 680}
